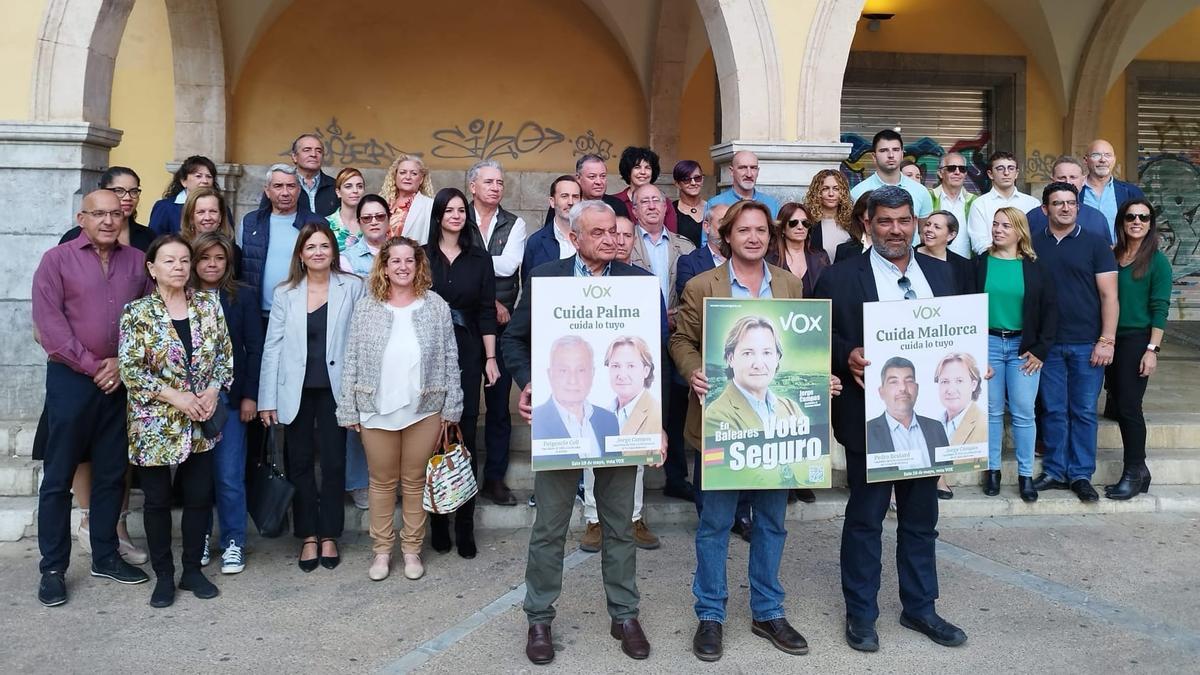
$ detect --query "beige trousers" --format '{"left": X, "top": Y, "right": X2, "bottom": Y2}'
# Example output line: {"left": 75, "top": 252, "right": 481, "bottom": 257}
{"left": 360, "top": 415, "right": 442, "bottom": 555}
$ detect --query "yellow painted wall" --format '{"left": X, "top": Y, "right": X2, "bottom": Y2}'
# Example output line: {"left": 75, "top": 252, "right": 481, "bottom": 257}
{"left": 764, "top": 0, "right": 817, "bottom": 140}
{"left": 850, "top": 0, "right": 1062, "bottom": 172}
{"left": 1098, "top": 74, "right": 1127, "bottom": 175}
{"left": 1136, "top": 6, "right": 1200, "bottom": 61}
{"left": 0, "top": 0, "right": 48, "bottom": 119}
{"left": 230, "top": 0, "right": 647, "bottom": 171}
{"left": 678, "top": 50, "right": 716, "bottom": 171}
{"left": 108, "top": 0, "right": 175, "bottom": 193}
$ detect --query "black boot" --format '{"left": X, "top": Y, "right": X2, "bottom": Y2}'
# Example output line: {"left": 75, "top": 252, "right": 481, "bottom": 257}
{"left": 455, "top": 497, "right": 477, "bottom": 559}
{"left": 179, "top": 567, "right": 219, "bottom": 599}
{"left": 983, "top": 470, "right": 1001, "bottom": 496}
{"left": 1105, "top": 465, "right": 1151, "bottom": 500}
{"left": 150, "top": 575, "right": 176, "bottom": 608}
{"left": 429, "top": 514, "right": 452, "bottom": 553}
{"left": 1017, "top": 476, "right": 1038, "bottom": 502}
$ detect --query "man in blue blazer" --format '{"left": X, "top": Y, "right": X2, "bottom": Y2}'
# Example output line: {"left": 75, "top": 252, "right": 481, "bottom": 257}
{"left": 530, "top": 336, "right": 620, "bottom": 459}
{"left": 522, "top": 175, "right": 581, "bottom": 283}
{"left": 674, "top": 203, "right": 729, "bottom": 297}
{"left": 1081, "top": 139, "right": 1146, "bottom": 242}
{"left": 814, "top": 186, "right": 970, "bottom": 653}
{"left": 501, "top": 200, "right": 656, "bottom": 666}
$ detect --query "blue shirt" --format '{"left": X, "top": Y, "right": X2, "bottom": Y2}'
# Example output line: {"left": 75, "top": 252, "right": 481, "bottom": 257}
{"left": 886, "top": 413, "right": 932, "bottom": 469}
{"left": 850, "top": 173, "right": 934, "bottom": 218}
{"left": 261, "top": 213, "right": 301, "bottom": 311}
{"left": 1032, "top": 224, "right": 1117, "bottom": 343}
{"left": 734, "top": 381, "right": 777, "bottom": 431}
{"left": 639, "top": 227, "right": 671, "bottom": 300}
{"left": 1080, "top": 177, "right": 1120, "bottom": 243}
{"left": 706, "top": 188, "right": 782, "bottom": 219}
{"left": 1025, "top": 204, "right": 1113, "bottom": 245}
{"left": 728, "top": 260, "right": 773, "bottom": 298}
{"left": 573, "top": 256, "right": 611, "bottom": 278}
{"left": 298, "top": 172, "right": 320, "bottom": 213}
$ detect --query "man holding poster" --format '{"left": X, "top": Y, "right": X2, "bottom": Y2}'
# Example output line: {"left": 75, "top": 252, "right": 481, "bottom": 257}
{"left": 814, "top": 185, "right": 969, "bottom": 652}
{"left": 670, "top": 200, "right": 819, "bottom": 662}
{"left": 500, "top": 200, "right": 661, "bottom": 665}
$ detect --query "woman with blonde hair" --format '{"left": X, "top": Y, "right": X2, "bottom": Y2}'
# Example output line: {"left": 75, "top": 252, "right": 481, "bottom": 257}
{"left": 803, "top": 169, "right": 854, "bottom": 263}
{"left": 337, "top": 236, "right": 462, "bottom": 581}
{"left": 379, "top": 154, "right": 435, "bottom": 244}
{"left": 976, "top": 206, "right": 1056, "bottom": 502}
{"left": 327, "top": 167, "right": 366, "bottom": 250}
{"left": 180, "top": 187, "right": 241, "bottom": 278}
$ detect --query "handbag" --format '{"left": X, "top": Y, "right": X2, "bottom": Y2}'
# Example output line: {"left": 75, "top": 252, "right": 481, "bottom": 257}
{"left": 422, "top": 423, "right": 479, "bottom": 514}
{"left": 199, "top": 404, "right": 229, "bottom": 440}
{"left": 247, "top": 425, "right": 295, "bottom": 537}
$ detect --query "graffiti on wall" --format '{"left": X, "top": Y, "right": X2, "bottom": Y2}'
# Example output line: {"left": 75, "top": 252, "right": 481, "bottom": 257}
{"left": 1138, "top": 115, "right": 1200, "bottom": 279}
{"left": 840, "top": 131, "right": 992, "bottom": 194}
{"left": 279, "top": 118, "right": 422, "bottom": 166}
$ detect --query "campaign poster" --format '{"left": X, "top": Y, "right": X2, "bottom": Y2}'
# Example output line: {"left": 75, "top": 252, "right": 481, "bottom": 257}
{"left": 701, "top": 298, "right": 832, "bottom": 490}
{"left": 529, "top": 276, "right": 663, "bottom": 471}
{"left": 863, "top": 293, "right": 989, "bottom": 483}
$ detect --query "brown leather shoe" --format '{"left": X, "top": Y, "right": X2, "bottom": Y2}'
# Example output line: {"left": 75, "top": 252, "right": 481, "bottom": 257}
{"left": 610, "top": 618, "right": 650, "bottom": 659}
{"left": 526, "top": 624, "right": 554, "bottom": 665}
{"left": 481, "top": 479, "right": 517, "bottom": 506}
{"left": 579, "top": 522, "right": 601, "bottom": 552}
{"left": 632, "top": 519, "right": 660, "bottom": 549}
{"left": 751, "top": 617, "right": 809, "bottom": 655}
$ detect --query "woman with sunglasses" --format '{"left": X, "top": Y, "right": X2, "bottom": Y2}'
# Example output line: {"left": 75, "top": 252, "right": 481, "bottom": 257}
{"left": 771, "top": 202, "right": 829, "bottom": 297}
{"left": 1105, "top": 200, "right": 1170, "bottom": 500}
{"left": 671, "top": 160, "right": 706, "bottom": 247}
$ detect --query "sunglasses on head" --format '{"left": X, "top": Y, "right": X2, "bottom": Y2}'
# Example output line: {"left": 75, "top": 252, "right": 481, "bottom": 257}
{"left": 1124, "top": 212, "right": 1151, "bottom": 222}
{"left": 941, "top": 165, "right": 968, "bottom": 174}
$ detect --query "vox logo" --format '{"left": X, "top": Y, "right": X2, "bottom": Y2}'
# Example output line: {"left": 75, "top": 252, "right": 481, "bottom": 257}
{"left": 779, "top": 312, "right": 822, "bottom": 334}
{"left": 582, "top": 284, "right": 612, "bottom": 299}
{"left": 912, "top": 305, "right": 941, "bottom": 319}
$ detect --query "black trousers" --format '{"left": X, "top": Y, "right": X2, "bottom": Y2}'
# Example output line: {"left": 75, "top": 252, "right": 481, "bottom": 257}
{"left": 841, "top": 448, "right": 939, "bottom": 622}
{"left": 663, "top": 371, "right": 691, "bottom": 488}
{"left": 285, "top": 387, "right": 346, "bottom": 539}
{"left": 432, "top": 328, "right": 482, "bottom": 535}
{"left": 139, "top": 450, "right": 213, "bottom": 578}
{"left": 482, "top": 322, "right": 513, "bottom": 483}
{"left": 1106, "top": 329, "right": 1152, "bottom": 466}
{"left": 38, "top": 362, "right": 129, "bottom": 573}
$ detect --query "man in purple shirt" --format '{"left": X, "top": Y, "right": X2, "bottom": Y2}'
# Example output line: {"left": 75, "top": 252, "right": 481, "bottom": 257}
{"left": 31, "top": 190, "right": 151, "bottom": 606}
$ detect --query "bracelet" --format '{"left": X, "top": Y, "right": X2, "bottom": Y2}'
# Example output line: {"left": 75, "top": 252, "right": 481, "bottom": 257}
{"left": 486, "top": 356, "right": 496, "bottom": 360}
{"left": 1096, "top": 336, "right": 1114, "bottom": 346}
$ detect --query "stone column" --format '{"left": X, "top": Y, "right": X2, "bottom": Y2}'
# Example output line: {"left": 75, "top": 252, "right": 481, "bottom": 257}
{"left": 0, "top": 121, "right": 123, "bottom": 419}
{"left": 711, "top": 140, "right": 851, "bottom": 204}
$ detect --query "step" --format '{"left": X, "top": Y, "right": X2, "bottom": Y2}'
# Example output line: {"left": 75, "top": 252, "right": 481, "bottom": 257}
{"left": 0, "top": 456, "right": 40, "bottom": 496}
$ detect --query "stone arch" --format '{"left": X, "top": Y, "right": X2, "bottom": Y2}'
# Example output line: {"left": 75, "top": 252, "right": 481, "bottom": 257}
{"left": 796, "top": 0, "right": 865, "bottom": 142}
{"left": 164, "top": 0, "right": 228, "bottom": 162}
{"left": 31, "top": 0, "right": 134, "bottom": 125}
{"left": 694, "top": 0, "right": 782, "bottom": 142}
{"left": 1065, "top": 0, "right": 1148, "bottom": 155}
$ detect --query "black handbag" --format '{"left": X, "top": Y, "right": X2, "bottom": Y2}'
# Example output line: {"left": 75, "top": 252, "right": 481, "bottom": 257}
{"left": 199, "top": 404, "right": 229, "bottom": 440}
{"left": 247, "top": 425, "right": 294, "bottom": 538}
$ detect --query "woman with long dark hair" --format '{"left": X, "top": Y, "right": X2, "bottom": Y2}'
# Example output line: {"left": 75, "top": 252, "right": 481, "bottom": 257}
{"left": 771, "top": 202, "right": 829, "bottom": 297}
{"left": 148, "top": 156, "right": 222, "bottom": 236}
{"left": 424, "top": 187, "right": 500, "bottom": 558}
{"left": 1105, "top": 199, "right": 1170, "bottom": 500}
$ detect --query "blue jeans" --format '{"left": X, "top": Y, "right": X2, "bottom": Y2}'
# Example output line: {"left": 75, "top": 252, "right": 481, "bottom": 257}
{"left": 212, "top": 397, "right": 247, "bottom": 547}
{"left": 692, "top": 447, "right": 752, "bottom": 520}
{"left": 988, "top": 335, "right": 1041, "bottom": 476}
{"left": 345, "top": 430, "right": 368, "bottom": 491}
{"left": 693, "top": 488, "right": 789, "bottom": 623}
{"left": 1038, "top": 342, "right": 1104, "bottom": 482}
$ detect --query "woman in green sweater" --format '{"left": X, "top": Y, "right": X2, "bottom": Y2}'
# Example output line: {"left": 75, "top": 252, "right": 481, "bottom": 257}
{"left": 1105, "top": 199, "right": 1171, "bottom": 500}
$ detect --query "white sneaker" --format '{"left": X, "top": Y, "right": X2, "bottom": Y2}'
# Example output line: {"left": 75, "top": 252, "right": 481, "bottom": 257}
{"left": 221, "top": 541, "right": 245, "bottom": 574}
{"left": 350, "top": 488, "right": 369, "bottom": 510}
{"left": 200, "top": 534, "right": 211, "bottom": 567}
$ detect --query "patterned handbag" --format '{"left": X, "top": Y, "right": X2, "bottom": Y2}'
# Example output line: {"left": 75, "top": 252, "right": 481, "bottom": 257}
{"left": 422, "top": 423, "right": 479, "bottom": 514}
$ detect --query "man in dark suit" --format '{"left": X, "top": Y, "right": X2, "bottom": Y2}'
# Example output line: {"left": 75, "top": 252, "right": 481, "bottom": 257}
{"left": 501, "top": 200, "right": 653, "bottom": 666}
{"left": 522, "top": 175, "right": 581, "bottom": 283}
{"left": 530, "top": 335, "right": 620, "bottom": 459}
{"left": 813, "top": 185, "right": 968, "bottom": 653}
{"left": 866, "top": 357, "right": 950, "bottom": 470}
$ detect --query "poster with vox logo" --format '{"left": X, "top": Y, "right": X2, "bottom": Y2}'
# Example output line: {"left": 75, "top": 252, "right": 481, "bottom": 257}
{"left": 863, "top": 293, "right": 990, "bottom": 483}
{"left": 529, "top": 276, "right": 663, "bottom": 471}
{"left": 701, "top": 298, "right": 832, "bottom": 490}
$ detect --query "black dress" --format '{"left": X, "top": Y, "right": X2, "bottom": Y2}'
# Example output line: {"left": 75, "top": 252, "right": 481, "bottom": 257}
{"left": 672, "top": 201, "right": 704, "bottom": 248}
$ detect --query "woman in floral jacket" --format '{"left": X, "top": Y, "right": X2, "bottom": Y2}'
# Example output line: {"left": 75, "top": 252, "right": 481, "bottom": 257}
{"left": 119, "top": 234, "right": 233, "bottom": 608}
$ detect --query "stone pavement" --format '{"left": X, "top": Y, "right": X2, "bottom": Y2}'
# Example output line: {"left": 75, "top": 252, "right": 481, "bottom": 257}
{"left": 2, "top": 511, "right": 1199, "bottom": 673}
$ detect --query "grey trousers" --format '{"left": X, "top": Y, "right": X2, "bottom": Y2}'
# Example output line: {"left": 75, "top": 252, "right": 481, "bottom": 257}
{"left": 523, "top": 466, "right": 640, "bottom": 624}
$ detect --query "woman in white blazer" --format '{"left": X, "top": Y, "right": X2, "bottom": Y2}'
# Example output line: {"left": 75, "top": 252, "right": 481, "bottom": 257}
{"left": 380, "top": 153, "right": 435, "bottom": 245}
{"left": 259, "top": 222, "right": 364, "bottom": 572}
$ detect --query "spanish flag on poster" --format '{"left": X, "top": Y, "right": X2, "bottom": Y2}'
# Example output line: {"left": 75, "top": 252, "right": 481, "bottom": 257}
{"left": 703, "top": 448, "right": 725, "bottom": 466}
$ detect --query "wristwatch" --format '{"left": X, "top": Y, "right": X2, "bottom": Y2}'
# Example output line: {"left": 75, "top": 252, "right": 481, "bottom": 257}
{"left": 1146, "top": 343, "right": 1161, "bottom": 353}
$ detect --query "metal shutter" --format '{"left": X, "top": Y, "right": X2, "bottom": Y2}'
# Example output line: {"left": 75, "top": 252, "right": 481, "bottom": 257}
{"left": 840, "top": 85, "right": 991, "bottom": 190}
{"left": 1134, "top": 82, "right": 1200, "bottom": 280}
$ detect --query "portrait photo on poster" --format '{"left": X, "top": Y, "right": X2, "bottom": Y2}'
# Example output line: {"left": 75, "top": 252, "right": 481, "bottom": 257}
{"left": 529, "top": 276, "right": 663, "bottom": 471}
{"left": 863, "top": 293, "right": 990, "bottom": 483}
{"left": 701, "top": 298, "right": 832, "bottom": 490}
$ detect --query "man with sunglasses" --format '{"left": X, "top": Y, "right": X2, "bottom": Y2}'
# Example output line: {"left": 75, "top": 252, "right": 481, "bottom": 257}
{"left": 965, "top": 151, "right": 1040, "bottom": 255}
{"left": 930, "top": 152, "right": 977, "bottom": 257}
{"left": 1031, "top": 181, "right": 1118, "bottom": 503}
{"left": 813, "top": 185, "right": 967, "bottom": 653}
{"left": 1081, "top": 139, "right": 1146, "bottom": 243}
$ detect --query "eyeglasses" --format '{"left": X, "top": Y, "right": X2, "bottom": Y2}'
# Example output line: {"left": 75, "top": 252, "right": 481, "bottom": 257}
{"left": 107, "top": 187, "right": 142, "bottom": 198}
{"left": 1088, "top": 152, "right": 1114, "bottom": 160}
{"left": 360, "top": 213, "right": 388, "bottom": 223}
{"left": 898, "top": 276, "right": 916, "bottom": 300}
{"left": 1124, "top": 212, "right": 1151, "bottom": 222}
{"left": 681, "top": 175, "right": 704, "bottom": 184}
{"left": 1050, "top": 200, "right": 1078, "bottom": 208}
{"left": 941, "top": 165, "right": 968, "bottom": 174}
{"left": 85, "top": 209, "right": 124, "bottom": 219}
{"left": 991, "top": 165, "right": 1018, "bottom": 174}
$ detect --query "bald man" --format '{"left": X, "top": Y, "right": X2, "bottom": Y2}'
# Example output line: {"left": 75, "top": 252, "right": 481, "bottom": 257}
{"left": 1081, "top": 139, "right": 1146, "bottom": 243}
{"left": 706, "top": 151, "right": 782, "bottom": 218}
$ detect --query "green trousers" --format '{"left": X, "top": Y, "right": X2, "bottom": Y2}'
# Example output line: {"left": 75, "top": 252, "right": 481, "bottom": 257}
{"left": 523, "top": 466, "right": 640, "bottom": 624}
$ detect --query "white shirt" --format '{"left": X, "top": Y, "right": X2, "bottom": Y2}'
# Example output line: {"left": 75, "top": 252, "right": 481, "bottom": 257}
{"left": 966, "top": 188, "right": 1040, "bottom": 255}
{"left": 553, "top": 398, "right": 602, "bottom": 458}
{"left": 886, "top": 413, "right": 932, "bottom": 469}
{"left": 931, "top": 185, "right": 972, "bottom": 258}
{"left": 553, "top": 223, "right": 577, "bottom": 259}
{"left": 942, "top": 407, "right": 968, "bottom": 440}
{"left": 471, "top": 205, "right": 528, "bottom": 278}
{"left": 361, "top": 300, "right": 436, "bottom": 431}
{"left": 869, "top": 247, "right": 933, "bottom": 301}
{"left": 819, "top": 218, "right": 851, "bottom": 263}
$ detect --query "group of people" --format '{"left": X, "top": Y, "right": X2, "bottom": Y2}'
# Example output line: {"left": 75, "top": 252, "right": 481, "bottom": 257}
{"left": 31, "top": 129, "right": 1169, "bottom": 664}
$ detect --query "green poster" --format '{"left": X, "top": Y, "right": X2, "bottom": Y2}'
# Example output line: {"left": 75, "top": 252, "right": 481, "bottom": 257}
{"left": 701, "top": 298, "right": 832, "bottom": 490}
